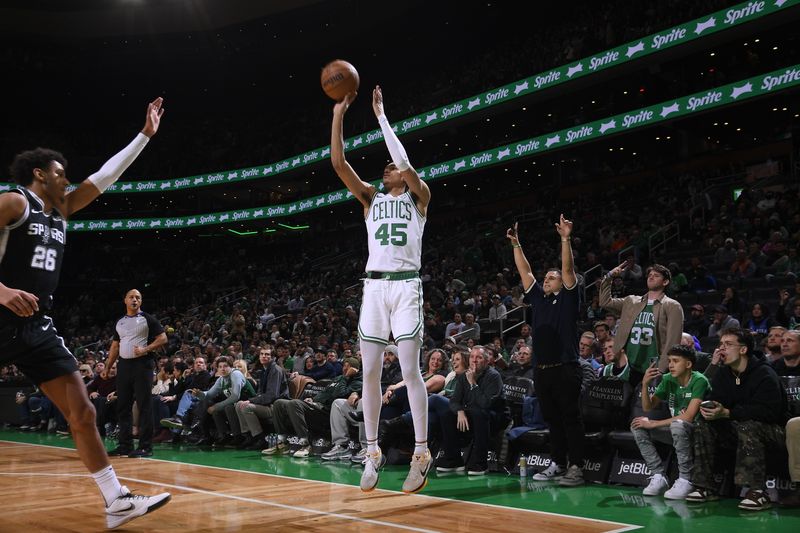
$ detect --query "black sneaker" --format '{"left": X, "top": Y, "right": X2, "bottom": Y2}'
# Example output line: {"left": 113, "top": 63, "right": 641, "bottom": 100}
{"left": 346, "top": 411, "right": 364, "bottom": 423}
{"left": 436, "top": 456, "right": 465, "bottom": 473}
{"left": 108, "top": 446, "right": 133, "bottom": 457}
{"left": 160, "top": 417, "right": 183, "bottom": 430}
{"left": 128, "top": 448, "right": 153, "bottom": 458}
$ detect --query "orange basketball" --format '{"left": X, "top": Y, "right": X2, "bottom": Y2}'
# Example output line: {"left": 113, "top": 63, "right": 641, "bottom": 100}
{"left": 321, "top": 60, "right": 359, "bottom": 101}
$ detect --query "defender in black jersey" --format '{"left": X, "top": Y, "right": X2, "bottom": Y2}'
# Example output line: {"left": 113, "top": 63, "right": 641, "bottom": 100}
{"left": 0, "top": 97, "right": 171, "bottom": 528}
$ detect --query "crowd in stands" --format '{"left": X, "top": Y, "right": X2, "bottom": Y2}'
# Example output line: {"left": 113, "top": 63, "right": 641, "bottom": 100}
{"left": 6, "top": 164, "right": 799, "bottom": 508}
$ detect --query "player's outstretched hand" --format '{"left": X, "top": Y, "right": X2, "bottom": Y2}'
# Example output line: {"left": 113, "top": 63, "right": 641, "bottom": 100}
{"left": 141, "top": 97, "right": 165, "bottom": 138}
{"left": 372, "top": 85, "right": 385, "bottom": 118}
{"left": 506, "top": 222, "right": 520, "bottom": 247}
{"left": 333, "top": 92, "right": 357, "bottom": 116}
{"left": 555, "top": 213, "right": 573, "bottom": 238}
{"left": 0, "top": 286, "right": 39, "bottom": 317}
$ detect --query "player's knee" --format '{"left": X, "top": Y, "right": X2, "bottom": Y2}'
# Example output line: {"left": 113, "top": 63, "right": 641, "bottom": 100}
{"left": 70, "top": 402, "right": 97, "bottom": 430}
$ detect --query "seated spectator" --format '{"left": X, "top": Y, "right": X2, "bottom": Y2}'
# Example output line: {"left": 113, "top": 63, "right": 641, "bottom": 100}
{"left": 488, "top": 295, "right": 507, "bottom": 322}
{"left": 445, "top": 313, "right": 466, "bottom": 339}
{"left": 79, "top": 364, "right": 95, "bottom": 384}
{"left": 504, "top": 345, "right": 533, "bottom": 380}
{"left": 768, "top": 246, "right": 799, "bottom": 281}
{"left": 729, "top": 249, "right": 757, "bottom": 280}
{"left": 721, "top": 287, "right": 747, "bottom": 321}
{"left": 434, "top": 346, "right": 506, "bottom": 476}
{"left": 321, "top": 358, "right": 368, "bottom": 462}
{"left": 380, "top": 344, "right": 404, "bottom": 393}
{"left": 151, "top": 362, "right": 185, "bottom": 443}
{"left": 87, "top": 363, "right": 118, "bottom": 437}
{"left": 684, "top": 305, "right": 710, "bottom": 340}
{"left": 381, "top": 349, "right": 448, "bottom": 419}
{"left": 772, "top": 330, "right": 800, "bottom": 376}
{"left": 686, "top": 328, "right": 787, "bottom": 511}
{"left": 688, "top": 257, "right": 715, "bottom": 293}
{"left": 708, "top": 305, "right": 741, "bottom": 337}
{"left": 632, "top": 344, "right": 709, "bottom": 500}
{"left": 264, "top": 358, "right": 362, "bottom": 458}
{"left": 234, "top": 347, "right": 290, "bottom": 450}
{"left": 578, "top": 332, "right": 601, "bottom": 371}
{"left": 460, "top": 313, "right": 480, "bottom": 342}
{"left": 160, "top": 356, "right": 214, "bottom": 434}
{"left": 326, "top": 349, "right": 343, "bottom": 377}
{"left": 714, "top": 238, "right": 738, "bottom": 269}
{"left": 667, "top": 263, "right": 689, "bottom": 296}
{"left": 188, "top": 356, "right": 253, "bottom": 445}
{"left": 600, "top": 339, "right": 630, "bottom": 381}
{"left": 745, "top": 303, "right": 777, "bottom": 337}
{"left": 764, "top": 326, "right": 787, "bottom": 363}
{"left": 299, "top": 347, "right": 337, "bottom": 381}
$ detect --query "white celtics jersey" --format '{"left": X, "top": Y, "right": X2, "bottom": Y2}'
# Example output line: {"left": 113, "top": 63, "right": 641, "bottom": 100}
{"left": 365, "top": 191, "right": 425, "bottom": 272}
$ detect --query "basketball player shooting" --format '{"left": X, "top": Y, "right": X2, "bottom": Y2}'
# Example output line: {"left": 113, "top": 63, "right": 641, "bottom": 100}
{"left": 331, "top": 86, "right": 432, "bottom": 493}
{"left": 0, "top": 97, "right": 170, "bottom": 529}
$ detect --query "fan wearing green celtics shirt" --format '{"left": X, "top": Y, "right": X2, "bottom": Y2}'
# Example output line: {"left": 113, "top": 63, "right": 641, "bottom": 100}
{"left": 599, "top": 262, "right": 684, "bottom": 385}
{"left": 331, "top": 86, "right": 432, "bottom": 495}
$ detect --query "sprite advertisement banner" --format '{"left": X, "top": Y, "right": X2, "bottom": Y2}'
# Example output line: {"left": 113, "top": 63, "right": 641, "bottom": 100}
{"left": 1, "top": 0, "right": 795, "bottom": 195}
{"left": 62, "top": 64, "right": 800, "bottom": 232}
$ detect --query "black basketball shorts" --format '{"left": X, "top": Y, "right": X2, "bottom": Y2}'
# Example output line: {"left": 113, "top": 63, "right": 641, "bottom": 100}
{"left": 0, "top": 316, "right": 79, "bottom": 385}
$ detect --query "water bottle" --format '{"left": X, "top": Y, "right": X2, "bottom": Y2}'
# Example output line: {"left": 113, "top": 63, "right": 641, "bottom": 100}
{"left": 519, "top": 455, "right": 527, "bottom": 478}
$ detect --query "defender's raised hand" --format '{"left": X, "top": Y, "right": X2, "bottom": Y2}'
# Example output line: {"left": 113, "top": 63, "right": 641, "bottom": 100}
{"left": 506, "top": 222, "right": 520, "bottom": 246}
{"left": 372, "top": 85, "right": 385, "bottom": 118}
{"left": 141, "top": 97, "right": 165, "bottom": 138}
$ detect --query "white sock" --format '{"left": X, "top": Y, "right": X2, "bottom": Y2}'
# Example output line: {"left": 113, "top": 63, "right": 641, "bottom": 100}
{"left": 397, "top": 339, "right": 428, "bottom": 454}
{"left": 360, "top": 340, "right": 385, "bottom": 454}
{"left": 92, "top": 465, "right": 124, "bottom": 507}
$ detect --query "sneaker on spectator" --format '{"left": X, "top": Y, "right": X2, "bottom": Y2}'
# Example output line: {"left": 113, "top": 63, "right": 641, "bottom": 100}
{"left": 47, "top": 419, "right": 57, "bottom": 433}
{"left": 105, "top": 485, "right": 171, "bottom": 529}
{"left": 685, "top": 487, "right": 719, "bottom": 503}
{"left": 643, "top": 473, "right": 669, "bottom": 496}
{"left": 56, "top": 428, "right": 71, "bottom": 436}
{"left": 558, "top": 465, "right": 584, "bottom": 487}
{"left": 532, "top": 462, "right": 564, "bottom": 481}
{"left": 403, "top": 449, "right": 432, "bottom": 493}
{"left": 293, "top": 445, "right": 311, "bottom": 458}
{"left": 350, "top": 448, "right": 367, "bottom": 464}
{"left": 128, "top": 448, "right": 153, "bottom": 458}
{"left": 664, "top": 478, "right": 693, "bottom": 500}
{"left": 435, "top": 456, "right": 465, "bottom": 473}
{"left": 360, "top": 447, "right": 386, "bottom": 492}
{"left": 467, "top": 464, "right": 488, "bottom": 476}
{"left": 108, "top": 446, "right": 132, "bottom": 457}
{"left": 245, "top": 434, "right": 267, "bottom": 451}
{"left": 262, "top": 438, "right": 288, "bottom": 455}
{"left": 321, "top": 444, "right": 351, "bottom": 461}
{"left": 160, "top": 417, "right": 183, "bottom": 430}
{"left": 738, "top": 489, "right": 771, "bottom": 511}
{"left": 19, "top": 424, "right": 30, "bottom": 431}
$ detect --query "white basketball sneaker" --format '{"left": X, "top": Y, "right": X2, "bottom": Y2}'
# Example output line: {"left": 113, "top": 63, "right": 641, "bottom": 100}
{"left": 106, "top": 486, "right": 171, "bottom": 529}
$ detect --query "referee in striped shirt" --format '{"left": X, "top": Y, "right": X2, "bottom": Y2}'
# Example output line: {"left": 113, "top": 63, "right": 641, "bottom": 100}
{"left": 103, "top": 289, "right": 166, "bottom": 457}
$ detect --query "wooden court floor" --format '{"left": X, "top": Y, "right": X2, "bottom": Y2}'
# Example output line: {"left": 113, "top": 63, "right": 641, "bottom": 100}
{"left": 0, "top": 441, "right": 637, "bottom": 532}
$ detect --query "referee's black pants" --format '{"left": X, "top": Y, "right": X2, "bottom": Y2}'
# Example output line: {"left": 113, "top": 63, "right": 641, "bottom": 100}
{"left": 534, "top": 362, "right": 585, "bottom": 469}
{"left": 116, "top": 356, "right": 155, "bottom": 450}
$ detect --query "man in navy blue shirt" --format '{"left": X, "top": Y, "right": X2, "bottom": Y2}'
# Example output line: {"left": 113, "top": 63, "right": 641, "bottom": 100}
{"left": 507, "top": 214, "right": 584, "bottom": 486}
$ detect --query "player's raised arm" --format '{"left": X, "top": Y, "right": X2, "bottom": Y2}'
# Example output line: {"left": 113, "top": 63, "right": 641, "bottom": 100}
{"left": 555, "top": 214, "right": 577, "bottom": 289}
{"left": 372, "top": 86, "right": 430, "bottom": 216}
{"left": 331, "top": 92, "right": 374, "bottom": 214}
{"left": 507, "top": 222, "right": 536, "bottom": 292}
{"left": 62, "top": 97, "right": 165, "bottom": 218}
